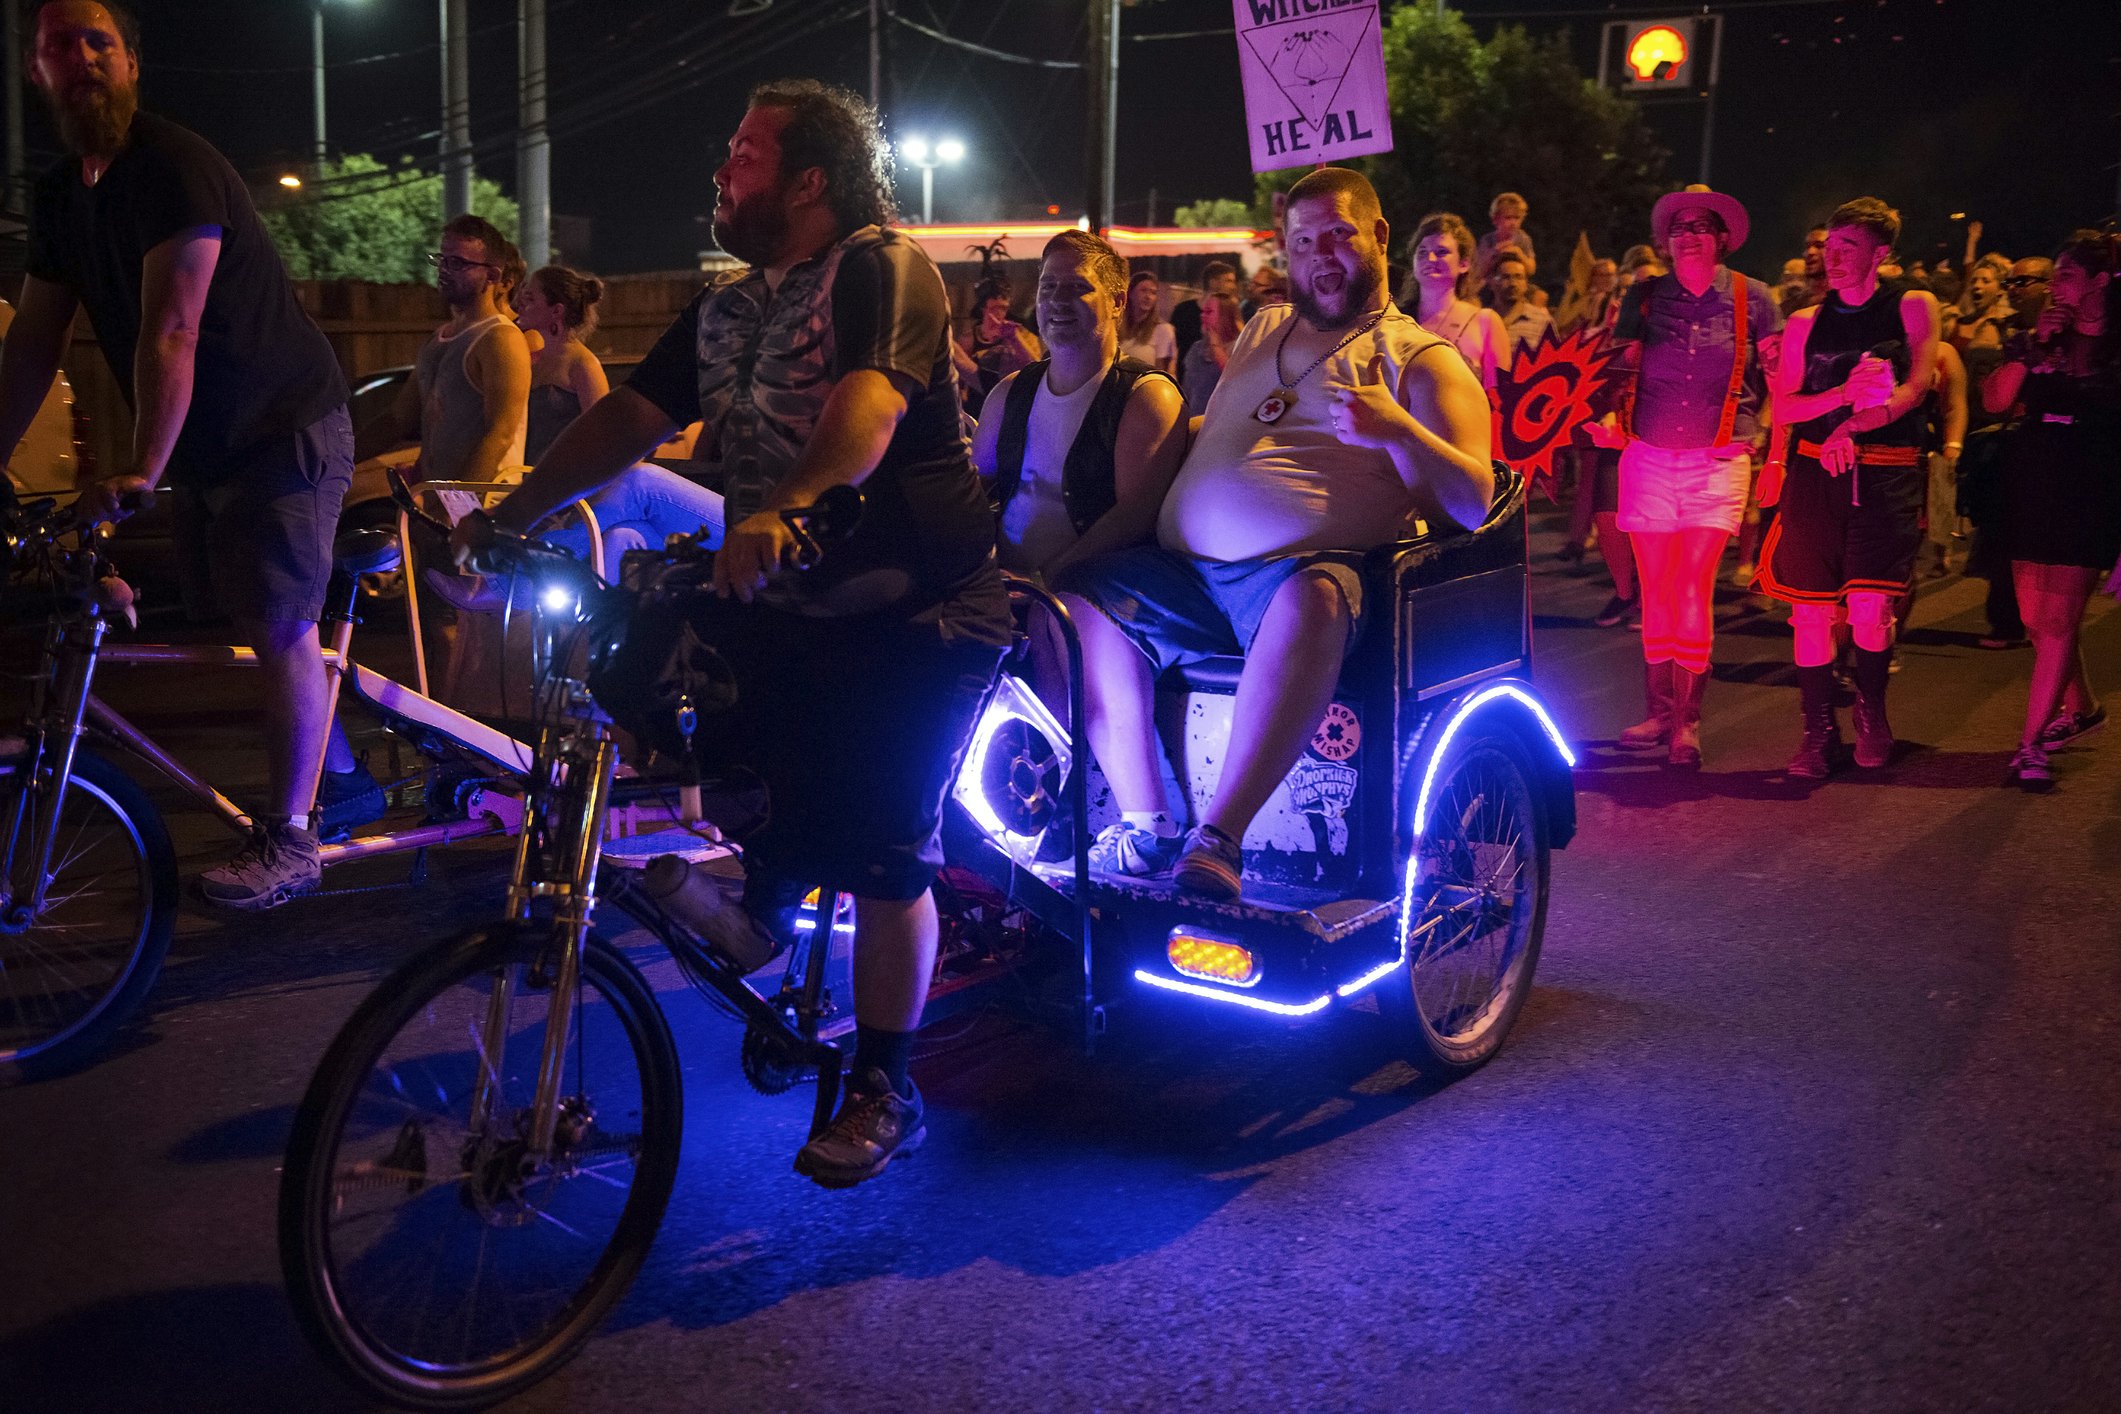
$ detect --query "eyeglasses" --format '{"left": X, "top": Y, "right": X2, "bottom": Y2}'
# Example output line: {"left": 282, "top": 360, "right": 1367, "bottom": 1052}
{"left": 2002, "top": 274, "right": 2048, "bottom": 290}
{"left": 1668, "top": 219, "right": 1724, "bottom": 237}
{"left": 428, "top": 252, "right": 498, "bottom": 275}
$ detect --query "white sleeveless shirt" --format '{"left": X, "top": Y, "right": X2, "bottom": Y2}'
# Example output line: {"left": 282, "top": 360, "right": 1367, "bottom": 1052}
{"left": 1159, "top": 302, "right": 1446, "bottom": 562}
{"left": 992, "top": 366, "right": 1102, "bottom": 576}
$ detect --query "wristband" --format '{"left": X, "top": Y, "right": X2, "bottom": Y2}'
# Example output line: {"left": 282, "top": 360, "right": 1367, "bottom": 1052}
{"left": 1944, "top": 441, "right": 1963, "bottom": 453}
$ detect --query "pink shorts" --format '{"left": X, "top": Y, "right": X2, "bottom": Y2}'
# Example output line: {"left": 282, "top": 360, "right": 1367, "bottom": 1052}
{"left": 1615, "top": 441, "right": 1750, "bottom": 535}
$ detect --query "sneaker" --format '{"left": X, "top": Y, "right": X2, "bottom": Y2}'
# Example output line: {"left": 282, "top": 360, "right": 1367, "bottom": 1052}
{"left": 1172, "top": 824, "right": 1244, "bottom": 901}
{"left": 2039, "top": 705, "right": 2107, "bottom": 749}
{"left": 2006, "top": 743, "right": 2054, "bottom": 793}
{"left": 793, "top": 1066, "right": 925, "bottom": 1189}
{"left": 314, "top": 761, "right": 388, "bottom": 838}
{"left": 1087, "top": 821, "right": 1181, "bottom": 879}
{"left": 1592, "top": 594, "right": 1633, "bottom": 628}
{"left": 1887, "top": 648, "right": 1903, "bottom": 675}
{"left": 1977, "top": 635, "right": 2029, "bottom": 651}
{"left": 198, "top": 822, "right": 322, "bottom": 910}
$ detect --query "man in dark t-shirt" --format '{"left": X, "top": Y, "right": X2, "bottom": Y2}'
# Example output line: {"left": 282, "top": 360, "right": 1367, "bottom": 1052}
{"left": 0, "top": 2, "right": 366, "bottom": 908}
{"left": 457, "top": 80, "right": 1007, "bottom": 1190}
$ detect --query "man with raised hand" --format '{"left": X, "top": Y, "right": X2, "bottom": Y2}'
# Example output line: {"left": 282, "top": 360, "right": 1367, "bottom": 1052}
{"left": 1059, "top": 166, "right": 1493, "bottom": 899}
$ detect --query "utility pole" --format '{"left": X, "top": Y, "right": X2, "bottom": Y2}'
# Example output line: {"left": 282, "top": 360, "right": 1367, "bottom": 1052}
{"left": 518, "top": 0, "right": 550, "bottom": 266}
{"left": 440, "top": 0, "right": 473, "bottom": 223}
{"left": 868, "top": 0, "right": 881, "bottom": 107}
{"left": 311, "top": 6, "right": 327, "bottom": 167}
{"left": 3, "top": 0, "right": 22, "bottom": 213}
{"left": 1697, "top": 13, "right": 1724, "bottom": 186}
{"left": 1085, "top": 0, "right": 1118, "bottom": 232}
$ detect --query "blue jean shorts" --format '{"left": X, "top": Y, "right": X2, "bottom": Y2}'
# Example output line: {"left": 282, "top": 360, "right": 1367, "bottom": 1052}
{"left": 1054, "top": 545, "right": 1367, "bottom": 675}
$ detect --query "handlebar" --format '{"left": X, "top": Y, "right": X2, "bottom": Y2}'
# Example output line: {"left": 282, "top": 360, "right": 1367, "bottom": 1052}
{"left": 386, "top": 466, "right": 865, "bottom": 582}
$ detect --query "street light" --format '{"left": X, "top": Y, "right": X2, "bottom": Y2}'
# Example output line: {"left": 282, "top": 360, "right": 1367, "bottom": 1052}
{"left": 278, "top": 174, "right": 304, "bottom": 190}
{"left": 898, "top": 135, "right": 966, "bottom": 225}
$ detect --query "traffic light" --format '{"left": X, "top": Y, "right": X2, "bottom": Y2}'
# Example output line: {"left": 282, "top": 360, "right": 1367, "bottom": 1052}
{"left": 1620, "top": 18, "right": 1699, "bottom": 89}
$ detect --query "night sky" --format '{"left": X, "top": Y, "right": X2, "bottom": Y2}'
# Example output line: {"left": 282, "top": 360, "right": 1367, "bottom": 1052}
{"left": 25, "top": 0, "right": 2118, "bottom": 277}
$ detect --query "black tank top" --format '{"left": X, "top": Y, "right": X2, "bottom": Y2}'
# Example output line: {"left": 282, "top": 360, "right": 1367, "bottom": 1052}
{"left": 1796, "top": 278, "right": 1925, "bottom": 448}
{"left": 993, "top": 356, "right": 1172, "bottom": 535}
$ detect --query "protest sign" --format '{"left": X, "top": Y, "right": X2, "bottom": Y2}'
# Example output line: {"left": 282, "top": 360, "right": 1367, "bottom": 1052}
{"left": 1232, "top": 0, "right": 1394, "bottom": 173}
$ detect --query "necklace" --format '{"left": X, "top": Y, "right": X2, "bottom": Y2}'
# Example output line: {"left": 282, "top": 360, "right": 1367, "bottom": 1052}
{"left": 1256, "top": 308, "right": 1389, "bottom": 424}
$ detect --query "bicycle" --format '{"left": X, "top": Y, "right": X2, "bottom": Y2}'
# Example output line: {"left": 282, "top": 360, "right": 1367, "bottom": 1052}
{"left": 277, "top": 487, "right": 872, "bottom": 1409}
{"left": 0, "top": 484, "right": 698, "bottom": 1078}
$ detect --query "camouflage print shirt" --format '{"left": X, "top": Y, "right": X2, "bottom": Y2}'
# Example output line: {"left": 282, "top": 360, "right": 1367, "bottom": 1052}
{"left": 629, "top": 225, "right": 1006, "bottom": 641}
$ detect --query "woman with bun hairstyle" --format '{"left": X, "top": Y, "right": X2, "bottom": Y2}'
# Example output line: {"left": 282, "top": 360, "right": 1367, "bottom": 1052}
{"left": 426, "top": 265, "right": 726, "bottom": 611}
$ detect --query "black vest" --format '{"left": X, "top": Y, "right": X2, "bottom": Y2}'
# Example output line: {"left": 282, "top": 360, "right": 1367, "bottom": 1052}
{"left": 994, "top": 357, "right": 1172, "bottom": 535}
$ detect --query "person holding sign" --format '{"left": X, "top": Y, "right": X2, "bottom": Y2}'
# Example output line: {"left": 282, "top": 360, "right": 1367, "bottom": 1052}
{"left": 1591, "top": 185, "right": 1782, "bottom": 767}
{"left": 1756, "top": 198, "right": 1942, "bottom": 780}
{"left": 1058, "top": 167, "right": 1493, "bottom": 900}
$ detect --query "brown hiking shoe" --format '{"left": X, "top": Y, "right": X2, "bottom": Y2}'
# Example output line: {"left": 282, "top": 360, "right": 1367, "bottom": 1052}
{"left": 198, "top": 823, "right": 322, "bottom": 910}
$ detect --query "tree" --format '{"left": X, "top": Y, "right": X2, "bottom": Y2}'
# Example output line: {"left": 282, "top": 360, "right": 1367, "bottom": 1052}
{"left": 1249, "top": 7, "right": 1668, "bottom": 276}
{"left": 1173, "top": 197, "right": 1264, "bottom": 228}
{"left": 261, "top": 154, "right": 522, "bottom": 285}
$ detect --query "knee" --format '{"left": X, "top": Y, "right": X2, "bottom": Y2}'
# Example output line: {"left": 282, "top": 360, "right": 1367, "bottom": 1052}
{"left": 1273, "top": 569, "right": 1353, "bottom": 634}
{"left": 243, "top": 619, "right": 318, "bottom": 661}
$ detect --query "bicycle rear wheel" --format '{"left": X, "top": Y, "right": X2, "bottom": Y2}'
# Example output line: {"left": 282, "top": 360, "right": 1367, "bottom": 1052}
{"left": 0, "top": 746, "right": 177, "bottom": 1077}
{"left": 279, "top": 923, "right": 682, "bottom": 1409}
{"left": 1380, "top": 732, "right": 1550, "bottom": 1075}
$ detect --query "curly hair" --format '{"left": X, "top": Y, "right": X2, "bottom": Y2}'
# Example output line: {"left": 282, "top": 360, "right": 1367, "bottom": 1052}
{"left": 747, "top": 78, "right": 895, "bottom": 234}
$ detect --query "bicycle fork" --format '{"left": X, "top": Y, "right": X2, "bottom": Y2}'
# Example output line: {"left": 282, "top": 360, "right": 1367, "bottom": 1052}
{"left": 2, "top": 618, "right": 105, "bottom": 923}
{"left": 468, "top": 726, "right": 618, "bottom": 1159}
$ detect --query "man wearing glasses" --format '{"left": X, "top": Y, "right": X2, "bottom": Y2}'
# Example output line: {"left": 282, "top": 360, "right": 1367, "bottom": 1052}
{"left": 388, "top": 215, "right": 531, "bottom": 490}
{"left": 1, "top": 2, "right": 360, "bottom": 908}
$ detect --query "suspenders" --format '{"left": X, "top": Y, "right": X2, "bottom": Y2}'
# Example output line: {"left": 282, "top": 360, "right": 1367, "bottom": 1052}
{"left": 1618, "top": 270, "right": 1752, "bottom": 447}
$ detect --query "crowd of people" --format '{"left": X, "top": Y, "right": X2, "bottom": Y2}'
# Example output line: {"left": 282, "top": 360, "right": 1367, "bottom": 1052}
{"left": 5, "top": 0, "right": 2115, "bottom": 1185}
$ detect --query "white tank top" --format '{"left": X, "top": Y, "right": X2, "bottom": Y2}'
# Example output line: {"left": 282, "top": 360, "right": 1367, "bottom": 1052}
{"left": 994, "top": 365, "right": 1102, "bottom": 576}
{"left": 1159, "top": 302, "right": 1446, "bottom": 562}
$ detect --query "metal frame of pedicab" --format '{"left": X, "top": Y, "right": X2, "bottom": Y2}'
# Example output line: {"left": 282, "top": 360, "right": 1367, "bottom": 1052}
{"left": 77, "top": 480, "right": 705, "bottom": 870}
{"left": 940, "top": 463, "right": 1578, "bottom": 1048}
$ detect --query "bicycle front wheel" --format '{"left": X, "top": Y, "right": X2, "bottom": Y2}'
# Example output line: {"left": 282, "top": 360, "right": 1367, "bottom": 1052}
{"left": 279, "top": 924, "right": 683, "bottom": 1410}
{"left": 0, "top": 746, "right": 178, "bottom": 1077}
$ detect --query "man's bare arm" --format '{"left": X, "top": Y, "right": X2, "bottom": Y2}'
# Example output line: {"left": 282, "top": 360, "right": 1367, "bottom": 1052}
{"left": 488, "top": 385, "right": 678, "bottom": 536}
{"left": 0, "top": 275, "right": 80, "bottom": 473}
{"left": 1835, "top": 291, "right": 1942, "bottom": 439}
{"left": 458, "top": 323, "right": 532, "bottom": 482}
{"left": 130, "top": 227, "right": 222, "bottom": 488}
{"left": 755, "top": 367, "right": 910, "bottom": 515}
{"left": 1393, "top": 345, "right": 1496, "bottom": 529}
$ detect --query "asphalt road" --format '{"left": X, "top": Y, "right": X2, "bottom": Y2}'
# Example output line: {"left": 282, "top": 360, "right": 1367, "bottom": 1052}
{"left": 5, "top": 509, "right": 2119, "bottom": 1413}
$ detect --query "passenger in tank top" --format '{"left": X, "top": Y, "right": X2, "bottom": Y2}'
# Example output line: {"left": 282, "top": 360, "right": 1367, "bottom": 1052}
{"left": 1056, "top": 168, "right": 1495, "bottom": 902}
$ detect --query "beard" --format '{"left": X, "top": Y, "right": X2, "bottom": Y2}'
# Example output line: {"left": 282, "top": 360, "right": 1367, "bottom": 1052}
{"left": 46, "top": 78, "right": 138, "bottom": 159}
{"left": 712, "top": 188, "right": 791, "bottom": 268}
{"left": 1290, "top": 257, "right": 1384, "bottom": 332}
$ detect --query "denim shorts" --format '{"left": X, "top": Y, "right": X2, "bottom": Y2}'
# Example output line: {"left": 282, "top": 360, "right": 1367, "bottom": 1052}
{"left": 1054, "top": 545, "right": 1366, "bottom": 675}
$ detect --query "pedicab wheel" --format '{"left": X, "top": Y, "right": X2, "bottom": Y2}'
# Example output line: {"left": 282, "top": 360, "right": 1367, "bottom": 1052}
{"left": 0, "top": 746, "right": 178, "bottom": 1079}
{"left": 1378, "top": 731, "right": 1550, "bottom": 1076}
{"left": 279, "top": 923, "right": 682, "bottom": 1410}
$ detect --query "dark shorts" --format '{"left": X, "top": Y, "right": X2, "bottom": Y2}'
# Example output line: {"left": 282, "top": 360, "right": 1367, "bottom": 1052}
{"left": 173, "top": 405, "right": 354, "bottom": 624}
{"left": 602, "top": 594, "right": 1003, "bottom": 902}
{"left": 1757, "top": 449, "right": 1924, "bottom": 605}
{"left": 1054, "top": 545, "right": 1367, "bottom": 675}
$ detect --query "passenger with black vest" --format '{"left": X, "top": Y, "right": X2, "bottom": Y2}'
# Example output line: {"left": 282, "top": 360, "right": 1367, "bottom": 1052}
{"left": 971, "top": 230, "right": 1187, "bottom": 586}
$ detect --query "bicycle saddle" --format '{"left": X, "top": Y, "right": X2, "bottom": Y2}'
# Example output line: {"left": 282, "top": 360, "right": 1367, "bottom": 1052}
{"left": 333, "top": 527, "right": 403, "bottom": 579}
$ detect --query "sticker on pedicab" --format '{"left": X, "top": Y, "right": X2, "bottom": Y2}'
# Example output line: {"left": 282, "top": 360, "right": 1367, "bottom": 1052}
{"left": 1309, "top": 702, "right": 1361, "bottom": 762}
{"left": 1286, "top": 757, "right": 1358, "bottom": 858}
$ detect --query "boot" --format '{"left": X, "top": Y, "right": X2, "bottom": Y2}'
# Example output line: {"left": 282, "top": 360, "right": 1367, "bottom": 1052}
{"left": 1618, "top": 660, "right": 1674, "bottom": 749}
{"left": 1851, "top": 646, "right": 1895, "bottom": 767}
{"left": 1667, "top": 665, "right": 1706, "bottom": 768}
{"left": 1786, "top": 665, "right": 1843, "bottom": 780}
